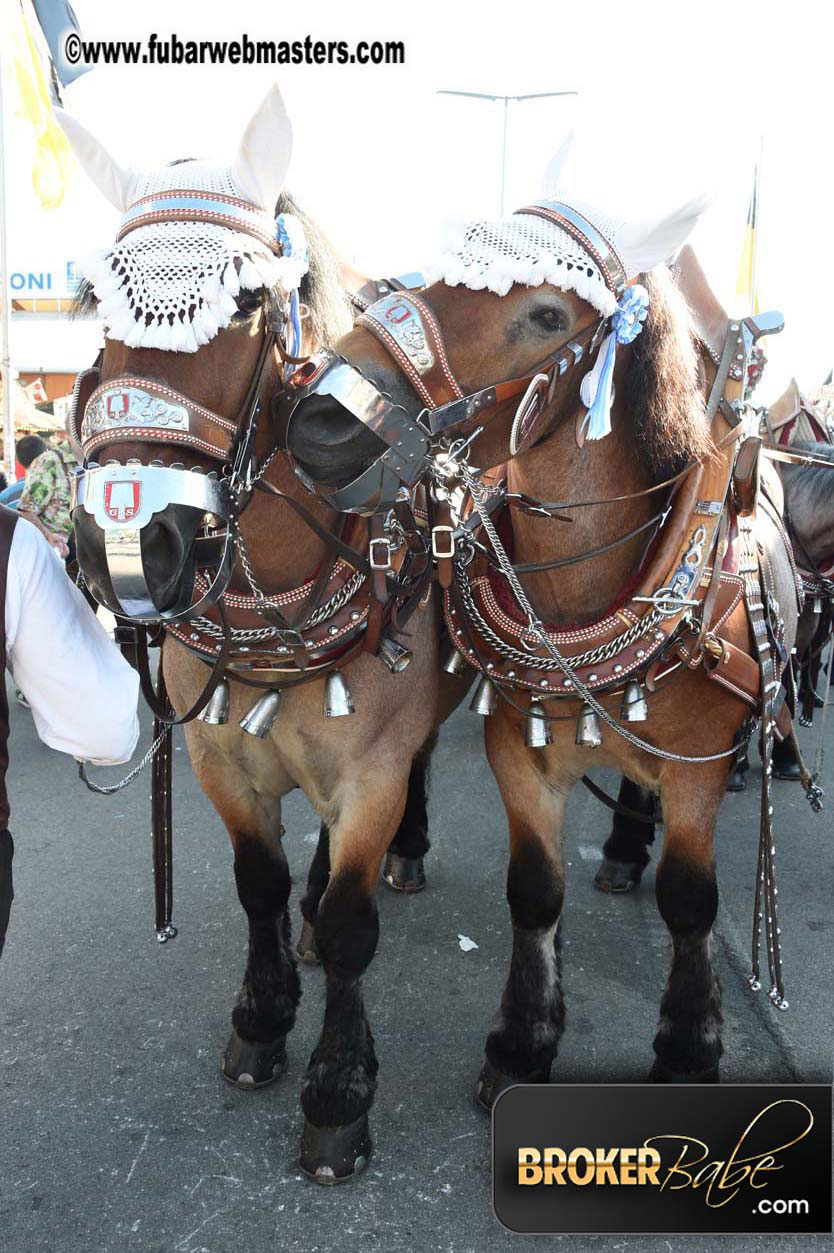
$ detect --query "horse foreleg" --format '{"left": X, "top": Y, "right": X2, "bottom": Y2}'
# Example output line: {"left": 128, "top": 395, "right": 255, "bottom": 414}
{"left": 382, "top": 731, "right": 437, "bottom": 893}
{"left": 594, "top": 777, "right": 656, "bottom": 893}
{"left": 477, "top": 719, "right": 568, "bottom": 1110}
{"left": 651, "top": 763, "right": 724, "bottom": 1083}
{"left": 298, "top": 741, "right": 437, "bottom": 955}
{"left": 299, "top": 770, "right": 409, "bottom": 1183}
{"left": 221, "top": 824, "right": 300, "bottom": 1089}
{"left": 297, "top": 822, "right": 330, "bottom": 966}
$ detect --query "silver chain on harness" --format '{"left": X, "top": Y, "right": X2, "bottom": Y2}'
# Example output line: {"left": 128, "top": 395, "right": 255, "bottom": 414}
{"left": 79, "top": 727, "right": 169, "bottom": 795}
{"left": 455, "top": 556, "right": 664, "bottom": 671}
{"left": 459, "top": 462, "right": 741, "bottom": 764}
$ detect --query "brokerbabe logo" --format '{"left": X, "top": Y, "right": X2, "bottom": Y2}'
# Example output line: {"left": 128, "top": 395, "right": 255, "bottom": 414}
{"left": 493, "top": 1084, "right": 832, "bottom": 1234}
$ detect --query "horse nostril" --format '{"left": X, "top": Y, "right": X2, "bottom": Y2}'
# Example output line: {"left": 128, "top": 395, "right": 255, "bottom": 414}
{"left": 139, "top": 509, "right": 198, "bottom": 611}
{"left": 142, "top": 516, "right": 184, "bottom": 573}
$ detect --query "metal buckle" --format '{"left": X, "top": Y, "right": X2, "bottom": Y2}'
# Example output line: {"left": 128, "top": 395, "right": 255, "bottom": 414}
{"left": 369, "top": 537, "right": 392, "bottom": 570}
{"left": 431, "top": 525, "right": 455, "bottom": 560}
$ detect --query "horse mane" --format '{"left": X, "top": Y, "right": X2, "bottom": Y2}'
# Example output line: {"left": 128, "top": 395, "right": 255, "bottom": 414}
{"left": 276, "top": 191, "right": 352, "bottom": 349}
{"left": 623, "top": 265, "right": 713, "bottom": 482}
{"left": 71, "top": 178, "right": 352, "bottom": 351}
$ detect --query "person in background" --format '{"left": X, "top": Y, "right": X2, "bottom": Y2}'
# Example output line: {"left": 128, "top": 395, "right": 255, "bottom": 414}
{"left": 15, "top": 434, "right": 98, "bottom": 613}
{"left": 16, "top": 434, "right": 74, "bottom": 558}
{"left": 0, "top": 505, "right": 140, "bottom": 957}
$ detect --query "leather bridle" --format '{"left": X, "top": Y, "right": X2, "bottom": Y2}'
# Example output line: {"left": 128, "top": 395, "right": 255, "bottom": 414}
{"left": 67, "top": 187, "right": 301, "bottom": 624}
{"left": 284, "top": 282, "right": 609, "bottom": 515}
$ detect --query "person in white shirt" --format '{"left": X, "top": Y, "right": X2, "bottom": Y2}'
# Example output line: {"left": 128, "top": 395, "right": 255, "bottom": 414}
{"left": 0, "top": 507, "right": 140, "bottom": 956}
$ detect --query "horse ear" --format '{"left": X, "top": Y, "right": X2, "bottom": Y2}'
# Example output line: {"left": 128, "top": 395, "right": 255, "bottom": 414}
{"left": 540, "top": 131, "right": 576, "bottom": 199}
{"left": 231, "top": 84, "right": 292, "bottom": 212}
{"left": 53, "top": 108, "right": 139, "bottom": 210}
{"left": 616, "top": 195, "right": 710, "bottom": 275}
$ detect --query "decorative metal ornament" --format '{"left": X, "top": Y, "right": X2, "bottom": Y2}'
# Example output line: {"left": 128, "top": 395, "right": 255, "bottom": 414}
{"left": 525, "top": 699, "right": 553, "bottom": 748}
{"left": 620, "top": 680, "right": 648, "bottom": 723}
{"left": 324, "top": 670, "right": 355, "bottom": 718}
{"left": 239, "top": 690, "right": 282, "bottom": 737}
{"left": 198, "top": 679, "right": 230, "bottom": 725}
{"left": 377, "top": 632, "right": 413, "bottom": 673}
{"left": 469, "top": 676, "right": 498, "bottom": 716}
{"left": 576, "top": 704, "right": 602, "bottom": 748}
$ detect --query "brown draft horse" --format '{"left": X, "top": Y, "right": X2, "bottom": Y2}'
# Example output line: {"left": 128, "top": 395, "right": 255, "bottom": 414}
{"left": 60, "top": 89, "right": 455, "bottom": 1182}
{"left": 299, "top": 220, "right": 799, "bottom": 1097}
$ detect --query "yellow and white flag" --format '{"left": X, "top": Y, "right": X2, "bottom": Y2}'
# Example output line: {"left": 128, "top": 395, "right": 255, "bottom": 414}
{"left": 4, "top": 0, "right": 75, "bottom": 211}
{"left": 735, "top": 163, "right": 760, "bottom": 316}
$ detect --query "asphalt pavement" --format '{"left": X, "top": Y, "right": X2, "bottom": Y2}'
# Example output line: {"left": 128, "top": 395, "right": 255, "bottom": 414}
{"left": 1, "top": 672, "right": 832, "bottom": 1253}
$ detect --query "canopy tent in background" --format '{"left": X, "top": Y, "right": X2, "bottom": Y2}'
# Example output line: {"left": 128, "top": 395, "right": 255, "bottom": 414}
{"left": 0, "top": 375, "right": 64, "bottom": 433}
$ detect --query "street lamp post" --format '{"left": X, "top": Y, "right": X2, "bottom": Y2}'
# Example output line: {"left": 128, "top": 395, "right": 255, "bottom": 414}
{"left": 437, "top": 90, "right": 578, "bottom": 215}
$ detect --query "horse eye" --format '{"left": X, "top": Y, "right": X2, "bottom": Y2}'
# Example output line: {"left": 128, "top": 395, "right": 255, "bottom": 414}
{"left": 530, "top": 306, "right": 566, "bottom": 333}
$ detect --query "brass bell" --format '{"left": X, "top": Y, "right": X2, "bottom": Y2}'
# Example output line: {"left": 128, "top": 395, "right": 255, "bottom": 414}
{"left": 469, "top": 675, "right": 498, "bottom": 716}
{"left": 324, "top": 669, "right": 355, "bottom": 717}
{"left": 198, "top": 678, "right": 230, "bottom": 725}
{"left": 239, "top": 689, "right": 282, "bottom": 738}
{"left": 442, "top": 640, "right": 470, "bottom": 676}
{"left": 620, "top": 680, "right": 648, "bottom": 723}
{"left": 377, "top": 632, "right": 413, "bottom": 673}
{"left": 575, "top": 704, "right": 602, "bottom": 748}
{"left": 525, "top": 699, "right": 552, "bottom": 748}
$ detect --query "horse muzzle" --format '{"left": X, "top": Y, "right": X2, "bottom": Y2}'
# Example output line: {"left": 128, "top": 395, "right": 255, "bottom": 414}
{"left": 284, "top": 353, "right": 430, "bottom": 515}
{"left": 72, "top": 461, "right": 234, "bottom": 622}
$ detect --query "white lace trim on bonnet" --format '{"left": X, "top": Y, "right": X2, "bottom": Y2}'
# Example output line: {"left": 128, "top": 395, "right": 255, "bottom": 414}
{"left": 78, "top": 161, "right": 308, "bottom": 353}
{"left": 426, "top": 189, "right": 709, "bottom": 322}
{"left": 426, "top": 198, "right": 628, "bottom": 317}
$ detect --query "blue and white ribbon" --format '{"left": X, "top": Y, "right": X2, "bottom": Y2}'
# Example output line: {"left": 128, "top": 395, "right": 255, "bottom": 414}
{"left": 579, "top": 284, "right": 650, "bottom": 441}
{"left": 276, "top": 213, "right": 309, "bottom": 380}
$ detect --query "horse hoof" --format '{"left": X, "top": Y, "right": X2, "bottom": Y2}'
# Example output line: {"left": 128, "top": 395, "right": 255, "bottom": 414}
{"left": 382, "top": 851, "right": 426, "bottom": 894}
{"left": 296, "top": 918, "right": 320, "bottom": 966}
{"left": 650, "top": 1058, "right": 720, "bottom": 1084}
{"left": 221, "top": 1029, "right": 286, "bottom": 1089}
{"left": 300, "top": 1113, "right": 373, "bottom": 1184}
{"left": 593, "top": 856, "right": 644, "bottom": 893}
{"left": 474, "top": 1058, "right": 549, "bottom": 1112}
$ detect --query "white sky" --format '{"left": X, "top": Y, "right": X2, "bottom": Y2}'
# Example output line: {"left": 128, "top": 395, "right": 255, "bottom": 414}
{"left": 5, "top": 0, "right": 833, "bottom": 401}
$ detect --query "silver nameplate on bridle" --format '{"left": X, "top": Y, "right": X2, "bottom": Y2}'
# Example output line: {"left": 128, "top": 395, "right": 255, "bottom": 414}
{"left": 74, "top": 461, "right": 232, "bottom": 532}
{"left": 82, "top": 385, "right": 190, "bottom": 442}
{"left": 363, "top": 294, "right": 435, "bottom": 374}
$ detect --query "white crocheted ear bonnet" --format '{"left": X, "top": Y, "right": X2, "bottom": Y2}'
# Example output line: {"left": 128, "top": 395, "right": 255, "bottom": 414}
{"left": 426, "top": 155, "right": 708, "bottom": 442}
{"left": 76, "top": 162, "right": 308, "bottom": 353}
{"left": 427, "top": 193, "right": 708, "bottom": 317}
{"left": 56, "top": 86, "right": 307, "bottom": 353}
{"left": 427, "top": 128, "right": 707, "bottom": 318}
